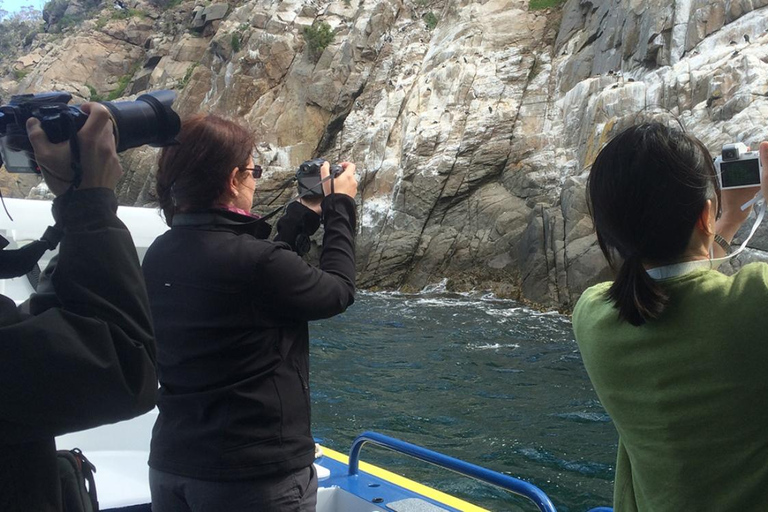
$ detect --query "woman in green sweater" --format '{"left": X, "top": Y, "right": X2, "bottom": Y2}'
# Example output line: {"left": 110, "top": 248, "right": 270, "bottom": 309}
{"left": 573, "top": 122, "right": 768, "bottom": 511}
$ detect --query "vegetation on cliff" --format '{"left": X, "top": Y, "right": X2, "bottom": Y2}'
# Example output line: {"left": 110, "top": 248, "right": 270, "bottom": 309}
{"left": 529, "top": 0, "right": 566, "bottom": 9}
{"left": 302, "top": 21, "right": 335, "bottom": 62}
{"left": 0, "top": 2, "right": 41, "bottom": 63}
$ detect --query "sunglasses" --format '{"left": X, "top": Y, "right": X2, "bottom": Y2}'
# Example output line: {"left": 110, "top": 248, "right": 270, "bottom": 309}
{"left": 242, "top": 165, "right": 263, "bottom": 179}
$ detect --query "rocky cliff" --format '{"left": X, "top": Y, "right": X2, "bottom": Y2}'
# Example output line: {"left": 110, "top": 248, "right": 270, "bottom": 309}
{"left": 3, "top": 0, "right": 768, "bottom": 309}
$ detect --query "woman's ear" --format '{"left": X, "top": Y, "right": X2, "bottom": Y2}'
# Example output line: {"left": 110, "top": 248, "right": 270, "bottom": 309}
{"left": 697, "top": 199, "right": 715, "bottom": 236}
{"left": 228, "top": 167, "right": 240, "bottom": 197}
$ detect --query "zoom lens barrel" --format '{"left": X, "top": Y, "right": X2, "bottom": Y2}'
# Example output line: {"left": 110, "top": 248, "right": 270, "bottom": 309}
{"left": 102, "top": 90, "right": 181, "bottom": 152}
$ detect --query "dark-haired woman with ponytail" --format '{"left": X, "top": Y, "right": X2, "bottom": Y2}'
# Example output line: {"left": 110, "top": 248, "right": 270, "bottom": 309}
{"left": 142, "top": 114, "right": 358, "bottom": 512}
{"left": 573, "top": 122, "right": 768, "bottom": 511}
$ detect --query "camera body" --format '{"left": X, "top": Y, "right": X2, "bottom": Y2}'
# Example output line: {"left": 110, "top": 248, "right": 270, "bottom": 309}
{"left": 0, "top": 90, "right": 181, "bottom": 173}
{"left": 714, "top": 142, "right": 763, "bottom": 190}
{"left": 296, "top": 158, "right": 343, "bottom": 199}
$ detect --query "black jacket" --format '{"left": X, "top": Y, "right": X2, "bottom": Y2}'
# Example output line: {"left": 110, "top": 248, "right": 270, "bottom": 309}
{"left": 0, "top": 189, "right": 158, "bottom": 512}
{"left": 143, "top": 195, "right": 356, "bottom": 480}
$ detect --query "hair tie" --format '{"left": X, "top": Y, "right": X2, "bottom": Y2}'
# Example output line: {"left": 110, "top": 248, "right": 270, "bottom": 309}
{"left": 624, "top": 252, "right": 644, "bottom": 267}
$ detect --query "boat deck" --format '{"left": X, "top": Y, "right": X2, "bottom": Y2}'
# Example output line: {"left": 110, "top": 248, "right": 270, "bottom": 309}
{"left": 55, "top": 411, "right": 479, "bottom": 512}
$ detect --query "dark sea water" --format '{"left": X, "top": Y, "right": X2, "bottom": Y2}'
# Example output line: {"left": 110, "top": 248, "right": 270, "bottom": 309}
{"left": 309, "top": 287, "right": 617, "bottom": 512}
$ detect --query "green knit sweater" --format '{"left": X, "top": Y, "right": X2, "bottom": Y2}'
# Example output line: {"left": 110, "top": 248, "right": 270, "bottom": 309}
{"left": 573, "top": 263, "right": 768, "bottom": 511}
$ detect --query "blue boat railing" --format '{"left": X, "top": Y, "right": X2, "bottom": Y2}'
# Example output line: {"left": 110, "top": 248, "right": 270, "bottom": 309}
{"left": 348, "top": 431, "right": 556, "bottom": 511}
{"left": 347, "top": 431, "right": 613, "bottom": 512}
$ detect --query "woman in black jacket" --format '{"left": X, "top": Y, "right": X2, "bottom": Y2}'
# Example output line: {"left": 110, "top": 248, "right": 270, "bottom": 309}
{"left": 143, "top": 114, "right": 357, "bottom": 512}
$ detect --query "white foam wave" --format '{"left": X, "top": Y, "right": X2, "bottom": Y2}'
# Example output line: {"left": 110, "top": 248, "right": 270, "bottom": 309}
{"left": 471, "top": 343, "right": 520, "bottom": 351}
{"left": 420, "top": 278, "right": 449, "bottom": 294}
{"left": 357, "top": 289, "right": 570, "bottom": 324}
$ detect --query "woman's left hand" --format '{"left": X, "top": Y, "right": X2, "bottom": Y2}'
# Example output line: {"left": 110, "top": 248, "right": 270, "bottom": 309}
{"left": 760, "top": 141, "right": 768, "bottom": 204}
{"left": 299, "top": 197, "right": 322, "bottom": 215}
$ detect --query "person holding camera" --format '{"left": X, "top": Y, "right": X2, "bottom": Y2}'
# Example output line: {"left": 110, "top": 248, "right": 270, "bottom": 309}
{"left": 0, "top": 103, "right": 158, "bottom": 511}
{"left": 573, "top": 122, "right": 768, "bottom": 511}
{"left": 142, "top": 114, "right": 357, "bottom": 512}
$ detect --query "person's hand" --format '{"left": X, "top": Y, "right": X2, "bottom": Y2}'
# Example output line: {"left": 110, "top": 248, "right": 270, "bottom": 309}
{"left": 27, "top": 103, "right": 122, "bottom": 196}
{"left": 719, "top": 181, "right": 760, "bottom": 226}
{"left": 760, "top": 141, "right": 768, "bottom": 203}
{"left": 321, "top": 161, "right": 358, "bottom": 199}
{"left": 299, "top": 196, "right": 322, "bottom": 215}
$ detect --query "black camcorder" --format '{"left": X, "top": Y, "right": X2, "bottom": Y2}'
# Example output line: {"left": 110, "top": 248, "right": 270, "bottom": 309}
{"left": 0, "top": 90, "right": 181, "bottom": 173}
{"left": 296, "top": 158, "right": 344, "bottom": 199}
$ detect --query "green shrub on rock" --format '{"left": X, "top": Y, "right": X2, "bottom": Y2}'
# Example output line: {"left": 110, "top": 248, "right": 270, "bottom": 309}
{"left": 106, "top": 62, "right": 140, "bottom": 100}
{"left": 302, "top": 21, "right": 334, "bottom": 62}
{"left": 423, "top": 11, "right": 438, "bottom": 30}
{"left": 179, "top": 63, "right": 198, "bottom": 88}
{"left": 86, "top": 84, "right": 103, "bottom": 101}
{"left": 529, "top": 0, "right": 566, "bottom": 9}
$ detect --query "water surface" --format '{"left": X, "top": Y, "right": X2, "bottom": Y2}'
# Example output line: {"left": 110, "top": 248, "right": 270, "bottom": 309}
{"left": 310, "top": 289, "right": 617, "bottom": 511}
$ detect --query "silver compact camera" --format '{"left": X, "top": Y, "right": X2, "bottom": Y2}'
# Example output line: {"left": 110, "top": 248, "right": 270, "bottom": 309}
{"left": 714, "top": 142, "right": 762, "bottom": 189}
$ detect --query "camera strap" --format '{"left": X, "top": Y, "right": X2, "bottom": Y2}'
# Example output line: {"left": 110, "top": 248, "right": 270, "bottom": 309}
{"left": 710, "top": 193, "right": 767, "bottom": 266}
{"left": 0, "top": 187, "right": 13, "bottom": 221}
{"left": 257, "top": 172, "right": 340, "bottom": 223}
{"left": 0, "top": 225, "right": 62, "bottom": 280}
{"left": 292, "top": 173, "right": 337, "bottom": 204}
{"left": 646, "top": 194, "right": 766, "bottom": 280}
{"left": 0, "top": 191, "right": 64, "bottom": 281}
{"left": 261, "top": 177, "right": 297, "bottom": 207}
{"left": 256, "top": 205, "right": 284, "bottom": 223}
{"left": 67, "top": 115, "right": 83, "bottom": 190}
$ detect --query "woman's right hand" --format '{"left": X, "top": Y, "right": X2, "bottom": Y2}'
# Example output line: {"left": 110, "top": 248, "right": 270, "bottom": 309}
{"left": 719, "top": 182, "right": 760, "bottom": 227}
{"left": 760, "top": 141, "right": 768, "bottom": 202}
{"left": 321, "top": 161, "right": 358, "bottom": 199}
{"left": 27, "top": 103, "right": 122, "bottom": 196}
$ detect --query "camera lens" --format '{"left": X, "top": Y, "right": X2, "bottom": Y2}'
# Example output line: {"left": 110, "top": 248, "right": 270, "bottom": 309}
{"left": 723, "top": 149, "right": 736, "bottom": 159}
{"left": 101, "top": 90, "right": 181, "bottom": 152}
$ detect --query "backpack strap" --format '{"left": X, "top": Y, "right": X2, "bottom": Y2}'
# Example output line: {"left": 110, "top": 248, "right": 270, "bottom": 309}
{"left": 72, "top": 449, "right": 98, "bottom": 512}
{"left": 57, "top": 448, "right": 99, "bottom": 512}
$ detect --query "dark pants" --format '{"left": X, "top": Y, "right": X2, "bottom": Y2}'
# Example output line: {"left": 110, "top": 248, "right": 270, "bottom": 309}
{"left": 149, "top": 465, "right": 317, "bottom": 512}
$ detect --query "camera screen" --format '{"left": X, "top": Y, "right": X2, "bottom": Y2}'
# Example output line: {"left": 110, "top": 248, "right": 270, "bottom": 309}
{"left": 0, "top": 136, "right": 37, "bottom": 173}
{"left": 720, "top": 159, "right": 761, "bottom": 188}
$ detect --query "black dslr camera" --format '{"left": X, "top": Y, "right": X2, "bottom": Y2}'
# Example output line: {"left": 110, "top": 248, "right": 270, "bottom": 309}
{"left": 296, "top": 158, "right": 344, "bottom": 199}
{"left": 0, "top": 90, "right": 181, "bottom": 173}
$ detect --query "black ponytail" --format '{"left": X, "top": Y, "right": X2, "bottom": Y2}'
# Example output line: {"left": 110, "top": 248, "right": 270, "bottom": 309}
{"left": 607, "top": 254, "right": 669, "bottom": 326}
{"left": 587, "top": 122, "right": 718, "bottom": 326}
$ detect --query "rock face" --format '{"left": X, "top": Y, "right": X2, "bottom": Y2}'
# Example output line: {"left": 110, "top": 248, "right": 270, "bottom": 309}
{"left": 4, "top": 0, "right": 768, "bottom": 309}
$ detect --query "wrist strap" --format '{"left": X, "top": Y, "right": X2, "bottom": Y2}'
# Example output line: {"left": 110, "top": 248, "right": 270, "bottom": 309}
{"left": 713, "top": 233, "right": 732, "bottom": 255}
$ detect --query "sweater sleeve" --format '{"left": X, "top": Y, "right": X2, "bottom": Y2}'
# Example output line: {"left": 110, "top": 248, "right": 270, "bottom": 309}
{"left": 255, "top": 194, "right": 356, "bottom": 320}
{"left": 0, "top": 189, "right": 157, "bottom": 443}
